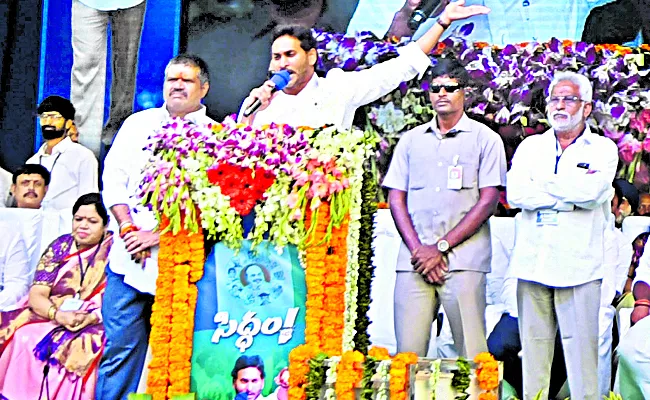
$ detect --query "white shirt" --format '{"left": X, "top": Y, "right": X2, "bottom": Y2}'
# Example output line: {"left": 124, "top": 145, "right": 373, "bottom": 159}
{"left": 602, "top": 217, "right": 630, "bottom": 307}
{"left": 78, "top": 0, "right": 144, "bottom": 11}
{"left": 507, "top": 127, "right": 619, "bottom": 287}
{"left": 26, "top": 137, "right": 98, "bottom": 211}
{"left": 0, "top": 167, "right": 11, "bottom": 207}
{"left": 103, "top": 105, "right": 215, "bottom": 294}
{"left": 0, "top": 221, "right": 32, "bottom": 311}
{"left": 241, "top": 42, "right": 431, "bottom": 129}
{"left": 486, "top": 216, "right": 516, "bottom": 310}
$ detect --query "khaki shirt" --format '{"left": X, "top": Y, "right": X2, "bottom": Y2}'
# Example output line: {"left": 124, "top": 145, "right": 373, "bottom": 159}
{"left": 383, "top": 113, "right": 507, "bottom": 272}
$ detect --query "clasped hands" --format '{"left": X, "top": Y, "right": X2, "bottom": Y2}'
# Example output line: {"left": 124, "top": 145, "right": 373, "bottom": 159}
{"left": 55, "top": 310, "right": 98, "bottom": 332}
{"left": 411, "top": 244, "right": 448, "bottom": 285}
{"left": 124, "top": 230, "right": 160, "bottom": 263}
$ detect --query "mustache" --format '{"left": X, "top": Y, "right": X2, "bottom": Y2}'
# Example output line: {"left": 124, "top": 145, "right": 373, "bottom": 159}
{"left": 23, "top": 190, "right": 37, "bottom": 198}
{"left": 551, "top": 110, "right": 571, "bottom": 119}
{"left": 169, "top": 88, "right": 187, "bottom": 97}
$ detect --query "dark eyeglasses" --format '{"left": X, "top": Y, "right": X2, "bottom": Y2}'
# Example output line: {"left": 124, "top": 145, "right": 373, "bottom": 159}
{"left": 429, "top": 84, "right": 462, "bottom": 94}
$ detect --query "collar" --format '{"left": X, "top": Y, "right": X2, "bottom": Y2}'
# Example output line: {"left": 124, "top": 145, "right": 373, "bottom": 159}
{"left": 278, "top": 72, "right": 319, "bottom": 98}
{"left": 549, "top": 124, "right": 594, "bottom": 146}
{"left": 426, "top": 113, "right": 473, "bottom": 139}
{"left": 37, "top": 136, "right": 73, "bottom": 156}
{"left": 161, "top": 104, "right": 208, "bottom": 124}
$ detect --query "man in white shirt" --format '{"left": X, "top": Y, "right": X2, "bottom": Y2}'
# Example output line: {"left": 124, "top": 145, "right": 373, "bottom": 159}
{"left": 9, "top": 164, "right": 50, "bottom": 210}
{"left": 507, "top": 71, "right": 618, "bottom": 400}
{"left": 486, "top": 215, "right": 567, "bottom": 399}
{"left": 0, "top": 166, "right": 11, "bottom": 207}
{"left": 70, "top": 0, "right": 147, "bottom": 156}
{"left": 97, "top": 54, "right": 215, "bottom": 400}
{"left": 26, "top": 96, "right": 98, "bottom": 211}
{"left": 238, "top": 1, "right": 490, "bottom": 129}
{"left": 0, "top": 221, "right": 31, "bottom": 311}
{"left": 616, "top": 238, "right": 650, "bottom": 399}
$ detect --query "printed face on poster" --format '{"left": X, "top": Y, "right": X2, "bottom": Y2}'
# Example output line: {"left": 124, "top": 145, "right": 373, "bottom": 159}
{"left": 191, "top": 240, "right": 306, "bottom": 400}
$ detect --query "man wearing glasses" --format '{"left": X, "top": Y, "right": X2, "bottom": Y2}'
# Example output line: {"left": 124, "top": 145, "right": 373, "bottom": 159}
{"left": 26, "top": 95, "right": 98, "bottom": 210}
{"left": 383, "top": 57, "right": 507, "bottom": 358}
{"left": 507, "top": 71, "right": 618, "bottom": 400}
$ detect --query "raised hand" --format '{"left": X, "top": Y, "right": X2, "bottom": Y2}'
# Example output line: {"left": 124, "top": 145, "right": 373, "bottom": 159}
{"left": 440, "top": 0, "right": 490, "bottom": 24}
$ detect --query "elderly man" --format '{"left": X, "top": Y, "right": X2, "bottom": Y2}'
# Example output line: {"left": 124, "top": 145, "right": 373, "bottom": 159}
{"left": 26, "top": 95, "right": 98, "bottom": 210}
{"left": 96, "top": 54, "right": 215, "bottom": 400}
{"left": 383, "top": 57, "right": 507, "bottom": 358}
{"left": 507, "top": 71, "right": 618, "bottom": 400}
{"left": 238, "top": 1, "right": 490, "bottom": 129}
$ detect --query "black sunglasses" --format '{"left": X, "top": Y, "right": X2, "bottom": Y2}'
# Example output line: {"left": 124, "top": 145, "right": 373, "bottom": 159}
{"left": 429, "top": 84, "right": 462, "bottom": 94}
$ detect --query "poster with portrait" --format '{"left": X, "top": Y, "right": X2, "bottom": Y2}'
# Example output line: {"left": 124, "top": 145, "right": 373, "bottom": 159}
{"left": 191, "top": 240, "right": 306, "bottom": 400}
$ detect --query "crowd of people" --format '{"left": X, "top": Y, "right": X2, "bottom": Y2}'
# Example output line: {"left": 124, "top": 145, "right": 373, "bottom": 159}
{"left": 0, "top": 1, "right": 649, "bottom": 399}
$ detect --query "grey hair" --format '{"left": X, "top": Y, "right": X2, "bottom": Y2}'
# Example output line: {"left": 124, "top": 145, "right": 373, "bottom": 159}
{"left": 548, "top": 71, "right": 593, "bottom": 102}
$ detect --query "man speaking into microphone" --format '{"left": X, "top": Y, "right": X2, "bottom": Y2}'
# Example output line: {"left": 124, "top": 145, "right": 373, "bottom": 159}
{"left": 238, "top": 0, "right": 489, "bottom": 129}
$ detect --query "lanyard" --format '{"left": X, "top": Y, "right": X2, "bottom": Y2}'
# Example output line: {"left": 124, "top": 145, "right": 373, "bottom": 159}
{"left": 554, "top": 132, "right": 584, "bottom": 174}
{"left": 39, "top": 153, "right": 62, "bottom": 174}
{"left": 74, "top": 235, "right": 104, "bottom": 297}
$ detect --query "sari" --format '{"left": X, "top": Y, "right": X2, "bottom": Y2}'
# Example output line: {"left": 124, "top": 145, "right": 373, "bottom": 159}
{"left": 0, "top": 232, "right": 112, "bottom": 400}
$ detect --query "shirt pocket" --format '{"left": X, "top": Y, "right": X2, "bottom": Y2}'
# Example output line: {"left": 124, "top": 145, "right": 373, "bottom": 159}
{"left": 408, "top": 157, "right": 429, "bottom": 190}
{"left": 460, "top": 160, "right": 479, "bottom": 189}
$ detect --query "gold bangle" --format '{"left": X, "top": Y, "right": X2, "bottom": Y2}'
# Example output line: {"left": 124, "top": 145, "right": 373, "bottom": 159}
{"left": 47, "top": 305, "right": 57, "bottom": 320}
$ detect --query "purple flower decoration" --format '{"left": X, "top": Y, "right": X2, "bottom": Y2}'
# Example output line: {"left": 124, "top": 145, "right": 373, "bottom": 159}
{"left": 611, "top": 105, "right": 626, "bottom": 119}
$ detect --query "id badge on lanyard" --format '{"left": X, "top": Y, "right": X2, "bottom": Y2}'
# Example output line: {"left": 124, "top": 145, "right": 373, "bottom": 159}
{"left": 59, "top": 297, "right": 84, "bottom": 311}
{"left": 447, "top": 155, "right": 463, "bottom": 190}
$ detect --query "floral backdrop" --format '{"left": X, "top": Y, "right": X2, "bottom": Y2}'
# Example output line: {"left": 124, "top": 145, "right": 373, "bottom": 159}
{"left": 314, "top": 24, "right": 650, "bottom": 197}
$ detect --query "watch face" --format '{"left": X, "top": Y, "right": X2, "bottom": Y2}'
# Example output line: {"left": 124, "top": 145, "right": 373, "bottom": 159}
{"left": 437, "top": 240, "right": 449, "bottom": 252}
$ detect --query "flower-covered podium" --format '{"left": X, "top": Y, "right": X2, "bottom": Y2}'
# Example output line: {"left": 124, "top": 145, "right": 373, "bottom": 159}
{"left": 138, "top": 118, "right": 379, "bottom": 400}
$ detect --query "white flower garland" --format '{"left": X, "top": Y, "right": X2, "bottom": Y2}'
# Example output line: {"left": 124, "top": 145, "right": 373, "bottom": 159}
{"left": 429, "top": 359, "right": 441, "bottom": 400}
{"left": 324, "top": 357, "right": 340, "bottom": 400}
{"left": 375, "top": 360, "right": 392, "bottom": 400}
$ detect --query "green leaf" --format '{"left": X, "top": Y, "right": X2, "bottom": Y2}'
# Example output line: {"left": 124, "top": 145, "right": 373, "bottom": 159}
{"left": 171, "top": 394, "right": 197, "bottom": 400}
{"left": 127, "top": 394, "right": 152, "bottom": 400}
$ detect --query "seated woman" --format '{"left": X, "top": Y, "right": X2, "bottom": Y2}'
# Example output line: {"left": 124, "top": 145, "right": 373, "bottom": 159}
{"left": 0, "top": 193, "right": 112, "bottom": 399}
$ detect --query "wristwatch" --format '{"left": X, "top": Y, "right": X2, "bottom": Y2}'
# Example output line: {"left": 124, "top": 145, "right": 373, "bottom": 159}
{"left": 436, "top": 16, "right": 451, "bottom": 30}
{"left": 437, "top": 239, "right": 450, "bottom": 253}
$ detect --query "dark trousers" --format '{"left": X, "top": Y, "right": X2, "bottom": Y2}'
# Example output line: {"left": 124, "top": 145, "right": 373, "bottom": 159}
{"left": 487, "top": 313, "right": 567, "bottom": 399}
{"left": 95, "top": 266, "right": 155, "bottom": 400}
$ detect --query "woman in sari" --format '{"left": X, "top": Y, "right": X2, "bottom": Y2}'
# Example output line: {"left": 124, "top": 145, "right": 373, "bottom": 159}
{"left": 0, "top": 193, "right": 112, "bottom": 400}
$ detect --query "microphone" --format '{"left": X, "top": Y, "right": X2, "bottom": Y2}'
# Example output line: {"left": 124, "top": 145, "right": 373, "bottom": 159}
{"left": 408, "top": 0, "right": 444, "bottom": 31}
{"left": 243, "top": 70, "right": 292, "bottom": 117}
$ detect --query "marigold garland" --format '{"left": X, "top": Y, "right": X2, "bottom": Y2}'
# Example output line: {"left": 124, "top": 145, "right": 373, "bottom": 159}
{"left": 288, "top": 345, "right": 317, "bottom": 400}
{"left": 335, "top": 351, "right": 365, "bottom": 400}
{"left": 147, "top": 219, "right": 175, "bottom": 400}
{"left": 302, "top": 203, "right": 348, "bottom": 355}
{"left": 474, "top": 352, "right": 499, "bottom": 400}
{"left": 367, "top": 346, "right": 391, "bottom": 360}
{"left": 389, "top": 352, "right": 418, "bottom": 400}
{"left": 147, "top": 217, "right": 204, "bottom": 399}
